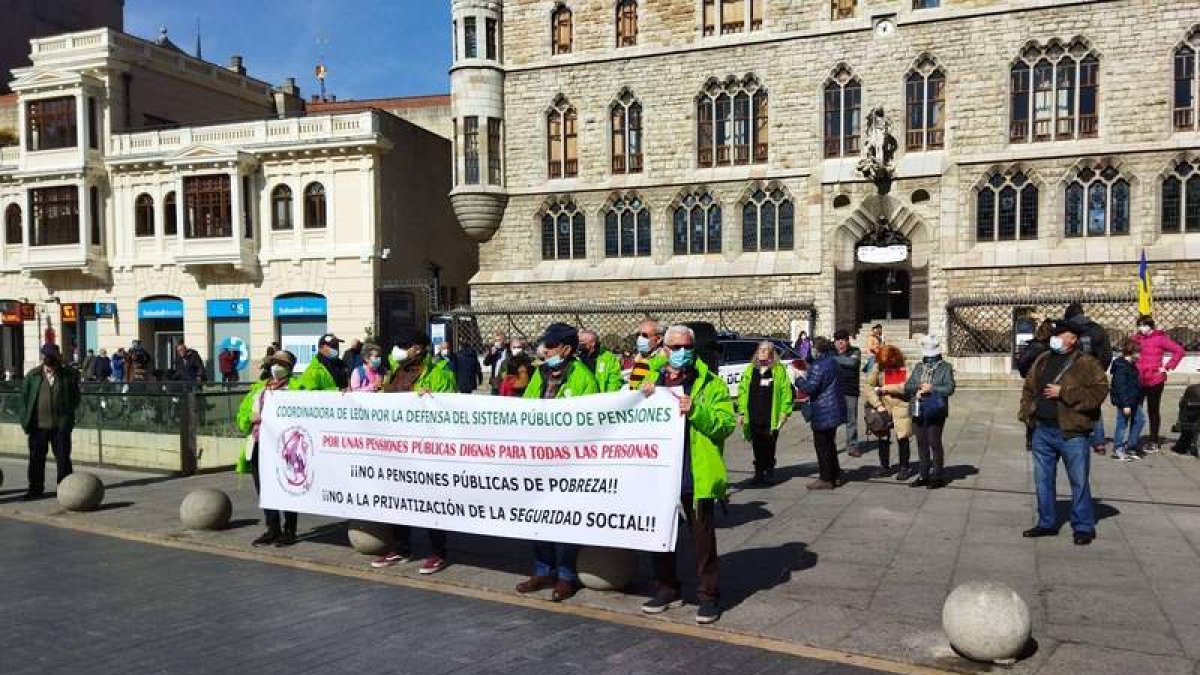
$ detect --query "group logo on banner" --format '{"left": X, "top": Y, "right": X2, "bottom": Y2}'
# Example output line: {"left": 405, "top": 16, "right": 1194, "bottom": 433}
{"left": 258, "top": 390, "right": 686, "bottom": 552}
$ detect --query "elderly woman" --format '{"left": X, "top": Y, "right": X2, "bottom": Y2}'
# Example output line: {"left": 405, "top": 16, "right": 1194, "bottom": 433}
{"left": 349, "top": 343, "right": 386, "bottom": 392}
{"left": 236, "top": 350, "right": 303, "bottom": 547}
{"left": 886, "top": 336, "right": 956, "bottom": 489}
{"left": 737, "top": 341, "right": 794, "bottom": 486}
{"left": 862, "top": 345, "right": 913, "bottom": 480}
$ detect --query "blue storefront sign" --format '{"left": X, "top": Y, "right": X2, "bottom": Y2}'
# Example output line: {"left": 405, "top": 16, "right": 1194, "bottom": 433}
{"left": 138, "top": 298, "right": 184, "bottom": 320}
{"left": 273, "top": 296, "right": 327, "bottom": 318}
{"left": 207, "top": 298, "right": 250, "bottom": 319}
{"left": 94, "top": 302, "right": 117, "bottom": 317}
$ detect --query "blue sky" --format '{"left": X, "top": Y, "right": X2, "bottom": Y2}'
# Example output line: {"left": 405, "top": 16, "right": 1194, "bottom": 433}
{"left": 125, "top": 0, "right": 452, "bottom": 100}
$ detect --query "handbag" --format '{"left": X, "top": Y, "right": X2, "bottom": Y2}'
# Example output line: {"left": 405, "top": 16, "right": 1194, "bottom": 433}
{"left": 914, "top": 362, "right": 948, "bottom": 421}
{"left": 864, "top": 402, "right": 893, "bottom": 437}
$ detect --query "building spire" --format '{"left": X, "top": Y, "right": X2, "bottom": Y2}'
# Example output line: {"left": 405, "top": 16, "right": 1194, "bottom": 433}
{"left": 195, "top": 17, "right": 202, "bottom": 59}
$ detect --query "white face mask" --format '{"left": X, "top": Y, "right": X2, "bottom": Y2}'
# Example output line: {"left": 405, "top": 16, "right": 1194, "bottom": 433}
{"left": 1137, "top": 325, "right": 1152, "bottom": 336}
{"left": 392, "top": 346, "right": 409, "bottom": 362}
{"left": 270, "top": 364, "right": 289, "bottom": 380}
{"left": 1049, "top": 336, "right": 1065, "bottom": 353}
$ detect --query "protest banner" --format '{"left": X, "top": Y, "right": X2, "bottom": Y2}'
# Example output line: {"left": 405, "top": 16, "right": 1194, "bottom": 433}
{"left": 258, "top": 390, "right": 685, "bottom": 551}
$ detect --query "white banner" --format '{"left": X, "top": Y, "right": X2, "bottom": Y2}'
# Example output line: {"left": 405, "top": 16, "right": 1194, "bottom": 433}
{"left": 258, "top": 390, "right": 685, "bottom": 551}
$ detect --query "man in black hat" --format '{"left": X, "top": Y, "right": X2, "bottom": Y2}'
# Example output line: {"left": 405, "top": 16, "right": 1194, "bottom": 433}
{"left": 19, "top": 344, "right": 82, "bottom": 500}
{"left": 1018, "top": 318, "right": 1108, "bottom": 545}
{"left": 298, "top": 333, "right": 349, "bottom": 391}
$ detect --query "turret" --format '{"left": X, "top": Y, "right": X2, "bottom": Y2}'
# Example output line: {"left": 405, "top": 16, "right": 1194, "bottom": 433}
{"left": 449, "top": 0, "right": 507, "bottom": 243}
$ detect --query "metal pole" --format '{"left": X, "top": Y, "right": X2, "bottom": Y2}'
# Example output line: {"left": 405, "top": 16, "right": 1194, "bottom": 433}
{"left": 180, "top": 388, "right": 197, "bottom": 476}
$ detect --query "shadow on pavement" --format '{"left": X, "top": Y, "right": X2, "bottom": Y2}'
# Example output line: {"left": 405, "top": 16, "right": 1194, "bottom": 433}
{"left": 943, "top": 464, "right": 980, "bottom": 482}
{"left": 717, "top": 500, "right": 773, "bottom": 529}
{"left": 90, "top": 500, "right": 135, "bottom": 512}
{"left": 719, "top": 542, "right": 818, "bottom": 610}
{"left": 1054, "top": 499, "right": 1120, "bottom": 523}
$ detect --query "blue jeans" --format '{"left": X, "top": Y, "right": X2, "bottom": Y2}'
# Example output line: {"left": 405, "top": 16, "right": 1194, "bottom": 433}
{"left": 1112, "top": 406, "right": 1145, "bottom": 453}
{"left": 1089, "top": 415, "right": 1105, "bottom": 447}
{"left": 1032, "top": 424, "right": 1096, "bottom": 534}
{"left": 533, "top": 542, "right": 579, "bottom": 581}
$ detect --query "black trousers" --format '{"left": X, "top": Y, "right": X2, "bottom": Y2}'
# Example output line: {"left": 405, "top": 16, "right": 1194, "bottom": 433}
{"left": 914, "top": 419, "right": 945, "bottom": 479}
{"left": 1144, "top": 383, "right": 1165, "bottom": 441}
{"left": 652, "top": 495, "right": 719, "bottom": 601}
{"left": 250, "top": 445, "right": 297, "bottom": 535}
{"left": 878, "top": 436, "right": 911, "bottom": 468}
{"left": 392, "top": 526, "right": 448, "bottom": 558}
{"left": 27, "top": 427, "right": 73, "bottom": 494}
{"left": 812, "top": 427, "right": 840, "bottom": 483}
{"left": 750, "top": 428, "right": 778, "bottom": 474}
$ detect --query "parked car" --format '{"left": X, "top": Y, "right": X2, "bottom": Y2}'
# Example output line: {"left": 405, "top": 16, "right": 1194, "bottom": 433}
{"left": 714, "top": 336, "right": 805, "bottom": 406}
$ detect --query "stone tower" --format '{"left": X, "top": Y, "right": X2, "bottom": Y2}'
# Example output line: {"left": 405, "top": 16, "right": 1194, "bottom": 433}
{"left": 449, "top": 0, "right": 507, "bottom": 243}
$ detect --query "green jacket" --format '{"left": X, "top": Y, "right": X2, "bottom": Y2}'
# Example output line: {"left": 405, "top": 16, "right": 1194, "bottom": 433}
{"left": 589, "top": 348, "right": 625, "bottom": 393}
{"left": 676, "top": 360, "right": 736, "bottom": 503}
{"left": 524, "top": 359, "right": 599, "bottom": 399}
{"left": 736, "top": 362, "right": 794, "bottom": 440}
{"left": 413, "top": 356, "right": 458, "bottom": 393}
{"left": 236, "top": 378, "right": 303, "bottom": 436}
{"left": 297, "top": 357, "right": 339, "bottom": 391}
{"left": 20, "top": 365, "right": 82, "bottom": 433}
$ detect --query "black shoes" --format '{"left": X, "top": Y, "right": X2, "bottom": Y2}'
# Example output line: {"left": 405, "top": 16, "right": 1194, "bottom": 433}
{"left": 894, "top": 467, "right": 914, "bottom": 481}
{"left": 873, "top": 465, "right": 897, "bottom": 478}
{"left": 20, "top": 491, "right": 46, "bottom": 501}
{"left": 695, "top": 598, "right": 721, "bottom": 625}
{"left": 1073, "top": 531, "right": 1096, "bottom": 546}
{"left": 274, "top": 531, "right": 297, "bottom": 547}
{"left": 252, "top": 530, "right": 279, "bottom": 547}
{"left": 1022, "top": 527, "right": 1058, "bottom": 538}
{"left": 641, "top": 588, "right": 684, "bottom": 614}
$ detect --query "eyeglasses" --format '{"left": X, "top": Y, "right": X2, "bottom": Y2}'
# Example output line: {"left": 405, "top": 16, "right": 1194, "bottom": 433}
{"left": 638, "top": 332, "right": 656, "bottom": 339}
{"left": 665, "top": 344, "right": 693, "bottom": 352}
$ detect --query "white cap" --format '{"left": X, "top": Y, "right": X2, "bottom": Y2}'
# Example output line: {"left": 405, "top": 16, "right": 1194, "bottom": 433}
{"left": 920, "top": 335, "right": 942, "bottom": 358}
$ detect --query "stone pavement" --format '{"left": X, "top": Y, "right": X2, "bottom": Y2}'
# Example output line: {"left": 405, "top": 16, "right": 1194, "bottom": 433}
{"left": 1, "top": 387, "right": 1199, "bottom": 675}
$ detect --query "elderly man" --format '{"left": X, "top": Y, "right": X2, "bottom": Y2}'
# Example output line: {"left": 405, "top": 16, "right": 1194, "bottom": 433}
{"left": 640, "top": 325, "right": 735, "bottom": 625}
{"left": 1019, "top": 318, "right": 1109, "bottom": 545}
{"left": 831, "top": 330, "right": 862, "bottom": 456}
{"left": 20, "top": 344, "right": 82, "bottom": 500}
{"left": 628, "top": 319, "right": 667, "bottom": 389}
{"left": 578, "top": 329, "right": 624, "bottom": 393}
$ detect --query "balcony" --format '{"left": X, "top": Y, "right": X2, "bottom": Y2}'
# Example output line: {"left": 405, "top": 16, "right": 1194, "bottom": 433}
{"left": 21, "top": 242, "right": 107, "bottom": 277}
{"left": 108, "top": 112, "right": 382, "bottom": 159}
{"left": 174, "top": 234, "right": 257, "bottom": 272}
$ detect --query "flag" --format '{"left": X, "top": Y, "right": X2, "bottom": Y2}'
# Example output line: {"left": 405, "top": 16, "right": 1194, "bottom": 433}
{"left": 1137, "top": 250, "right": 1152, "bottom": 315}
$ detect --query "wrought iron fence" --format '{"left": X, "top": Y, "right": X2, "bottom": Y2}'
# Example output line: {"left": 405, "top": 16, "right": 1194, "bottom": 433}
{"left": 947, "top": 291, "right": 1200, "bottom": 356}
{"left": 443, "top": 301, "right": 817, "bottom": 352}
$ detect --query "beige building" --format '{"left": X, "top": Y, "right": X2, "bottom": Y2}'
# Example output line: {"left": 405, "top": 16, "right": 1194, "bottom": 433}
{"left": 0, "top": 28, "right": 474, "bottom": 377}
{"left": 449, "top": 0, "right": 1200, "bottom": 370}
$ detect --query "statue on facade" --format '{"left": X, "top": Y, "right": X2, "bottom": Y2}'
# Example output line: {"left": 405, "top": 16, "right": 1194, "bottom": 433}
{"left": 857, "top": 105, "right": 897, "bottom": 194}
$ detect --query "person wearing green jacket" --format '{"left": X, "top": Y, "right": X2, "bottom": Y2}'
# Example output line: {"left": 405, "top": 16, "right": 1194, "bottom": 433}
{"left": 371, "top": 327, "right": 459, "bottom": 575}
{"left": 578, "top": 329, "right": 624, "bottom": 393}
{"left": 515, "top": 323, "right": 598, "bottom": 603}
{"left": 639, "top": 324, "right": 735, "bottom": 626}
{"left": 737, "top": 341, "right": 794, "bottom": 486}
{"left": 20, "top": 344, "right": 82, "bottom": 500}
{"left": 297, "top": 333, "right": 349, "bottom": 391}
{"left": 236, "top": 350, "right": 304, "bottom": 547}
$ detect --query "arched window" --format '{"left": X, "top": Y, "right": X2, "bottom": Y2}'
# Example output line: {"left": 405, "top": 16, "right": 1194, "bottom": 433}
{"left": 742, "top": 187, "right": 793, "bottom": 252}
{"left": 672, "top": 191, "right": 721, "bottom": 255}
{"left": 163, "top": 191, "right": 177, "bottom": 236}
{"left": 604, "top": 194, "right": 650, "bottom": 258}
{"left": 697, "top": 75, "right": 768, "bottom": 167}
{"left": 1174, "top": 28, "right": 1200, "bottom": 132}
{"left": 1064, "top": 165, "right": 1130, "bottom": 237}
{"left": 1161, "top": 159, "right": 1200, "bottom": 233}
{"left": 610, "top": 90, "right": 643, "bottom": 174}
{"left": 1010, "top": 39, "right": 1099, "bottom": 143}
{"left": 547, "top": 96, "right": 578, "bottom": 179}
{"left": 824, "top": 66, "right": 861, "bottom": 158}
{"left": 134, "top": 193, "right": 155, "bottom": 237}
{"left": 541, "top": 199, "right": 585, "bottom": 260}
{"left": 905, "top": 56, "right": 945, "bottom": 151}
{"left": 551, "top": 4, "right": 572, "bottom": 55}
{"left": 271, "top": 185, "right": 293, "bottom": 230}
{"left": 976, "top": 172, "right": 1038, "bottom": 242}
{"left": 616, "top": 0, "right": 637, "bottom": 47}
{"left": 303, "top": 182, "right": 326, "bottom": 229}
{"left": 4, "top": 204, "right": 21, "bottom": 245}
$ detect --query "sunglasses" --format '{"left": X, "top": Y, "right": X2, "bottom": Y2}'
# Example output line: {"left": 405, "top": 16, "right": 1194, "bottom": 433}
{"left": 666, "top": 344, "right": 693, "bottom": 352}
{"left": 638, "top": 332, "right": 658, "bottom": 339}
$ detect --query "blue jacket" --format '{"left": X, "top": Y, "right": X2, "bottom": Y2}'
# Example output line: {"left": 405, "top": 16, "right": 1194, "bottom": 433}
{"left": 1109, "top": 357, "right": 1142, "bottom": 409}
{"left": 797, "top": 353, "right": 846, "bottom": 431}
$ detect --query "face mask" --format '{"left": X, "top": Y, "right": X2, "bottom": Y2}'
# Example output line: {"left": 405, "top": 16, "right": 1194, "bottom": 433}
{"left": 1137, "top": 325, "right": 1152, "bottom": 335}
{"left": 668, "top": 348, "right": 694, "bottom": 369}
{"left": 922, "top": 355, "right": 940, "bottom": 364}
{"left": 270, "top": 364, "right": 289, "bottom": 380}
{"left": 369, "top": 356, "right": 382, "bottom": 368}
{"left": 324, "top": 347, "right": 339, "bottom": 358}
{"left": 392, "top": 347, "right": 409, "bottom": 362}
{"left": 1049, "top": 336, "right": 1065, "bottom": 353}
{"left": 545, "top": 355, "right": 564, "bottom": 369}
{"left": 635, "top": 336, "right": 651, "bottom": 355}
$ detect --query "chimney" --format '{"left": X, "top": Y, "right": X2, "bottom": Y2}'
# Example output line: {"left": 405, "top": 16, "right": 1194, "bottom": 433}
{"left": 228, "top": 55, "right": 245, "bottom": 76}
{"left": 280, "top": 77, "right": 299, "bottom": 96}
{"left": 330, "top": 94, "right": 336, "bottom": 102}
{"left": 311, "top": 94, "right": 319, "bottom": 103}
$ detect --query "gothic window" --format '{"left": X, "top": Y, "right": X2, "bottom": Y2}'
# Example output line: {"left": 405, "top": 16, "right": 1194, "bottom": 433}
{"left": 547, "top": 96, "right": 578, "bottom": 179}
{"left": 164, "top": 191, "right": 177, "bottom": 236}
{"left": 905, "top": 57, "right": 945, "bottom": 151}
{"left": 1010, "top": 39, "right": 1099, "bottom": 143}
{"left": 464, "top": 116, "right": 480, "bottom": 184}
{"left": 701, "top": 0, "right": 763, "bottom": 36}
{"left": 541, "top": 199, "right": 585, "bottom": 260}
{"left": 487, "top": 118, "right": 502, "bottom": 185}
{"left": 551, "top": 4, "right": 572, "bottom": 55}
{"left": 26, "top": 96, "right": 77, "bottom": 151}
{"left": 271, "top": 185, "right": 293, "bottom": 230}
{"left": 824, "top": 66, "right": 861, "bottom": 158}
{"left": 696, "top": 76, "right": 767, "bottom": 167}
{"left": 4, "top": 204, "right": 21, "bottom": 245}
{"left": 1162, "top": 159, "right": 1200, "bottom": 233}
{"left": 303, "top": 182, "right": 327, "bottom": 229}
{"left": 1064, "top": 166, "right": 1130, "bottom": 237}
{"left": 610, "top": 90, "right": 643, "bottom": 174}
{"left": 831, "top": 0, "right": 856, "bottom": 20}
{"left": 1174, "top": 28, "right": 1200, "bottom": 132}
{"left": 604, "top": 194, "right": 650, "bottom": 258}
{"left": 134, "top": 193, "right": 155, "bottom": 237}
{"left": 464, "top": 17, "right": 478, "bottom": 58}
{"left": 741, "top": 187, "right": 794, "bottom": 252}
{"left": 975, "top": 172, "right": 1038, "bottom": 242}
{"left": 672, "top": 191, "right": 721, "bottom": 255}
{"left": 617, "top": 0, "right": 637, "bottom": 47}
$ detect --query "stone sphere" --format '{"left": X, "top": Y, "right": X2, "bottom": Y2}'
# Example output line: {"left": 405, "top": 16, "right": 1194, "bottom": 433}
{"left": 57, "top": 473, "right": 105, "bottom": 511}
{"left": 347, "top": 520, "right": 395, "bottom": 556}
{"left": 577, "top": 546, "right": 638, "bottom": 591}
{"left": 180, "top": 488, "right": 233, "bottom": 530}
{"left": 942, "top": 580, "right": 1032, "bottom": 663}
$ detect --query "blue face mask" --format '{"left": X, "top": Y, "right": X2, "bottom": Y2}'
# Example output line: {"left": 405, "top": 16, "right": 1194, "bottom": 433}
{"left": 668, "top": 348, "right": 694, "bottom": 369}
{"left": 545, "top": 355, "right": 564, "bottom": 369}
{"left": 635, "top": 336, "right": 652, "bottom": 355}
{"left": 369, "top": 356, "right": 382, "bottom": 369}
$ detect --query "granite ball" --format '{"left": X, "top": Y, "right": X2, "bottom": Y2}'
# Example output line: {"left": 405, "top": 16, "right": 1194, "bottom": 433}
{"left": 942, "top": 580, "right": 1032, "bottom": 663}
{"left": 57, "top": 473, "right": 105, "bottom": 511}
{"left": 180, "top": 488, "right": 233, "bottom": 530}
{"left": 347, "top": 520, "right": 395, "bottom": 556}
{"left": 577, "top": 546, "right": 637, "bottom": 591}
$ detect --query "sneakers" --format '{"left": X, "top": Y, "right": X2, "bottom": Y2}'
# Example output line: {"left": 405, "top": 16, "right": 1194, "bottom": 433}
{"left": 641, "top": 588, "right": 684, "bottom": 614}
{"left": 252, "top": 530, "right": 279, "bottom": 547}
{"left": 418, "top": 555, "right": 447, "bottom": 575}
{"left": 370, "top": 551, "right": 414, "bottom": 569}
{"left": 894, "top": 467, "right": 914, "bottom": 481}
{"left": 695, "top": 598, "right": 722, "bottom": 625}
{"left": 1144, "top": 441, "right": 1161, "bottom": 454}
{"left": 1112, "top": 447, "right": 1136, "bottom": 462}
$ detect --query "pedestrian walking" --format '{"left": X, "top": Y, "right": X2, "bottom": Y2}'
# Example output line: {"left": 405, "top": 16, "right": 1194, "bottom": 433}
{"left": 236, "top": 350, "right": 303, "bottom": 547}
{"left": 172, "top": 342, "right": 206, "bottom": 384}
{"left": 899, "top": 336, "right": 955, "bottom": 489}
{"left": 94, "top": 349, "right": 112, "bottom": 382}
{"left": 737, "top": 341, "right": 793, "bottom": 486}
{"left": 19, "top": 344, "right": 81, "bottom": 500}
{"left": 1016, "top": 319, "right": 1054, "bottom": 451}
{"left": 218, "top": 347, "right": 240, "bottom": 384}
{"left": 797, "top": 336, "right": 845, "bottom": 490}
{"left": 578, "top": 329, "right": 624, "bottom": 393}
{"left": 1064, "top": 303, "right": 1113, "bottom": 454}
{"left": 110, "top": 348, "right": 126, "bottom": 383}
{"left": 348, "top": 343, "right": 387, "bottom": 392}
{"left": 862, "top": 345, "right": 912, "bottom": 479}
{"left": 1019, "top": 318, "right": 1108, "bottom": 545}
{"left": 831, "top": 330, "right": 862, "bottom": 455}
{"left": 1132, "top": 314, "right": 1184, "bottom": 453}
{"left": 640, "top": 324, "right": 734, "bottom": 625}
{"left": 1108, "top": 339, "right": 1144, "bottom": 462}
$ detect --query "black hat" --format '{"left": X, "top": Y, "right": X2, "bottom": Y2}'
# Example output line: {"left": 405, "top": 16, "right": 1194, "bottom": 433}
{"left": 393, "top": 327, "right": 430, "bottom": 349}
{"left": 40, "top": 343, "right": 61, "bottom": 358}
{"left": 832, "top": 329, "right": 851, "bottom": 341}
{"left": 540, "top": 322, "right": 579, "bottom": 348}
{"left": 1051, "top": 318, "right": 1085, "bottom": 336}
{"left": 318, "top": 333, "right": 343, "bottom": 348}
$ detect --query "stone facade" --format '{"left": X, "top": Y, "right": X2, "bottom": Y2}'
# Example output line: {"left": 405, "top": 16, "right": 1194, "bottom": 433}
{"left": 449, "top": 0, "right": 1200, "bottom": 365}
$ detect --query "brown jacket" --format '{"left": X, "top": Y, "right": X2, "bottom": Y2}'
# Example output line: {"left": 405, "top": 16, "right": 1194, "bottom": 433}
{"left": 1019, "top": 350, "right": 1109, "bottom": 437}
